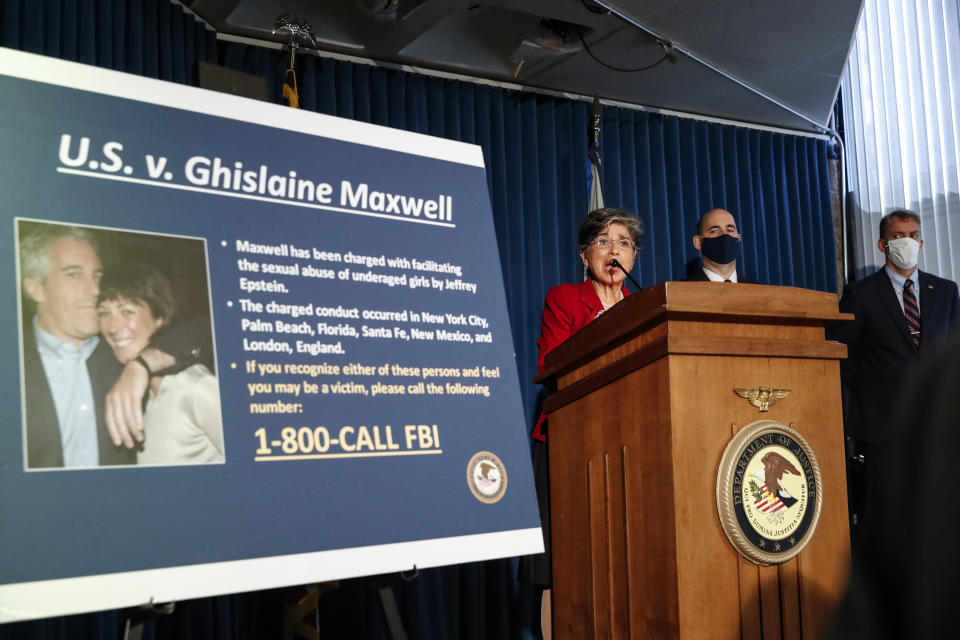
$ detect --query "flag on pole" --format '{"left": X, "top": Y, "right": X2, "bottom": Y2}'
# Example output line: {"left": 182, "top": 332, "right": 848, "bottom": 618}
{"left": 283, "top": 67, "right": 299, "bottom": 108}
{"left": 587, "top": 94, "right": 604, "bottom": 211}
{"left": 273, "top": 14, "right": 317, "bottom": 109}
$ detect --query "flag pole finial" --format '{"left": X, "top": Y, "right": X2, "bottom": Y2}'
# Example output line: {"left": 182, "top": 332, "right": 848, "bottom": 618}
{"left": 273, "top": 14, "right": 317, "bottom": 109}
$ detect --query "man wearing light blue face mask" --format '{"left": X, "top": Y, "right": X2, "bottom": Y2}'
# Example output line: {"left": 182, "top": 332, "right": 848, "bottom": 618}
{"left": 834, "top": 209, "right": 959, "bottom": 541}
{"left": 688, "top": 208, "right": 755, "bottom": 282}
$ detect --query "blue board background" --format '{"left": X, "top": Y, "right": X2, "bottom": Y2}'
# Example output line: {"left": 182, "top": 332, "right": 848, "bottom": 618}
{"left": 0, "top": 72, "right": 538, "bottom": 584}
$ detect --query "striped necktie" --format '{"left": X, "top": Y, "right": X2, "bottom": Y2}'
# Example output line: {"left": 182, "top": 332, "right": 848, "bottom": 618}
{"left": 903, "top": 279, "right": 920, "bottom": 347}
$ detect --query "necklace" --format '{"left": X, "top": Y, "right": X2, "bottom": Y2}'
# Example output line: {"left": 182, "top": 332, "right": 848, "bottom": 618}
{"left": 601, "top": 290, "right": 624, "bottom": 310}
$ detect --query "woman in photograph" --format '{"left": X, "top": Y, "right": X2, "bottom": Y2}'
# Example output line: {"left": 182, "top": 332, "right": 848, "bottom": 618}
{"left": 97, "top": 263, "right": 224, "bottom": 465}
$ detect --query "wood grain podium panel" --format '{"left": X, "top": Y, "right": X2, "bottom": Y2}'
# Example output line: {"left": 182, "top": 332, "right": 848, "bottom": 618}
{"left": 540, "top": 283, "right": 851, "bottom": 639}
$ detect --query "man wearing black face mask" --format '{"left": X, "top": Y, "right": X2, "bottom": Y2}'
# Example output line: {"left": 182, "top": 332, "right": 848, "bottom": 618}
{"left": 687, "top": 208, "right": 753, "bottom": 282}
{"left": 832, "top": 209, "right": 959, "bottom": 542}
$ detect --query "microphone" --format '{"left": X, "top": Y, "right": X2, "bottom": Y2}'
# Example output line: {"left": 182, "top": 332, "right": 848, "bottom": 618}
{"left": 609, "top": 259, "right": 641, "bottom": 291}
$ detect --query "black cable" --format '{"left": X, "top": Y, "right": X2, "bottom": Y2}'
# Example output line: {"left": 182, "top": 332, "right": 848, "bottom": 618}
{"left": 575, "top": 25, "right": 670, "bottom": 73}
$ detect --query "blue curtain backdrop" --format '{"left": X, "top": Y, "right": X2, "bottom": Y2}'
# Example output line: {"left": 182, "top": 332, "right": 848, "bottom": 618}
{"left": 0, "top": 1, "right": 837, "bottom": 638}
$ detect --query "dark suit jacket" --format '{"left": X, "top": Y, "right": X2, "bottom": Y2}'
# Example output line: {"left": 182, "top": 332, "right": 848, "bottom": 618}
{"left": 23, "top": 323, "right": 135, "bottom": 468}
{"left": 834, "top": 268, "right": 960, "bottom": 444}
{"left": 685, "top": 266, "right": 756, "bottom": 283}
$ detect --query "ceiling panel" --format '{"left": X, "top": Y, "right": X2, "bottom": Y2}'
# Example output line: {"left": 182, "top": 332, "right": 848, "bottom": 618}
{"left": 186, "top": 0, "right": 864, "bottom": 133}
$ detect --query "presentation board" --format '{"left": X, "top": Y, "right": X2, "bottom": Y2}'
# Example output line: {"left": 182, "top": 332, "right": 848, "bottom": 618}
{"left": 0, "top": 48, "right": 541, "bottom": 622}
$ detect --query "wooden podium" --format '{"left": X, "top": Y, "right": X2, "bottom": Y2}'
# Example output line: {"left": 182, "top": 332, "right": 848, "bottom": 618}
{"left": 536, "top": 282, "right": 851, "bottom": 639}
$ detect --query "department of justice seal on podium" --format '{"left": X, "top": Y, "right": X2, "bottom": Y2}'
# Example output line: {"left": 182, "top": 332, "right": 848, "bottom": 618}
{"left": 467, "top": 451, "right": 508, "bottom": 504}
{"left": 716, "top": 420, "right": 822, "bottom": 565}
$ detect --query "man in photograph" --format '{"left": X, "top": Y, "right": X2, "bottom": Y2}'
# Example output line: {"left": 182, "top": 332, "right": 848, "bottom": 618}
{"left": 19, "top": 223, "right": 186, "bottom": 468}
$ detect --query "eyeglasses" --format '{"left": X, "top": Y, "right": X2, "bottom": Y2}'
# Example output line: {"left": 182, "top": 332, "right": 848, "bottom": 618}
{"left": 592, "top": 238, "right": 634, "bottom": 250}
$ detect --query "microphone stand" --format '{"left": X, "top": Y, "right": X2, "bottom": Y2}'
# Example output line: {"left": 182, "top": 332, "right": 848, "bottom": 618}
{"left": 609, "top": 259, "right": 641, "bottom": 291}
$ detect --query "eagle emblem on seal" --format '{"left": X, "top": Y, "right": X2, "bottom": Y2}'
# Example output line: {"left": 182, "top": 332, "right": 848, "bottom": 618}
{"left": 734, "top": 386, "right": 791, "bottom": 412}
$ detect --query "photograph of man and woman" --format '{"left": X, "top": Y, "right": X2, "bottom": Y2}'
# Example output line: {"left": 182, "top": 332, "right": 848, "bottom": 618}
{"left": 17, "top": 218, "right": 224, "bottom": 470}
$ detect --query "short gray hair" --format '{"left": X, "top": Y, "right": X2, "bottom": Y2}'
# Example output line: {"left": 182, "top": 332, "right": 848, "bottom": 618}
{"left": 879, "top": 209, "right": 921, "bottom": 239}
{"left": 19, "top": 223, "right": 98, "bottom": 284}
{"left": 577, "top": 207, "right": 645, "bottom": 257}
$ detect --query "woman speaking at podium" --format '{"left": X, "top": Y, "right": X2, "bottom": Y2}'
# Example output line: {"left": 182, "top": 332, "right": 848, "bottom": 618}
{"left": 519, "top": 207, "right": 644, "bottom": 638}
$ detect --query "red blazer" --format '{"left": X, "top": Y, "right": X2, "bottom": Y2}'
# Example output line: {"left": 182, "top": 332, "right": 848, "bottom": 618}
{"left": 532, "top": 279, "right": 630, "bottom": 441}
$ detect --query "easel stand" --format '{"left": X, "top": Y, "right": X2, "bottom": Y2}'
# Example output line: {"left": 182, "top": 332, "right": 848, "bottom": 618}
{"left": 123, "top": 601, "right": 175, "bottom": 640}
